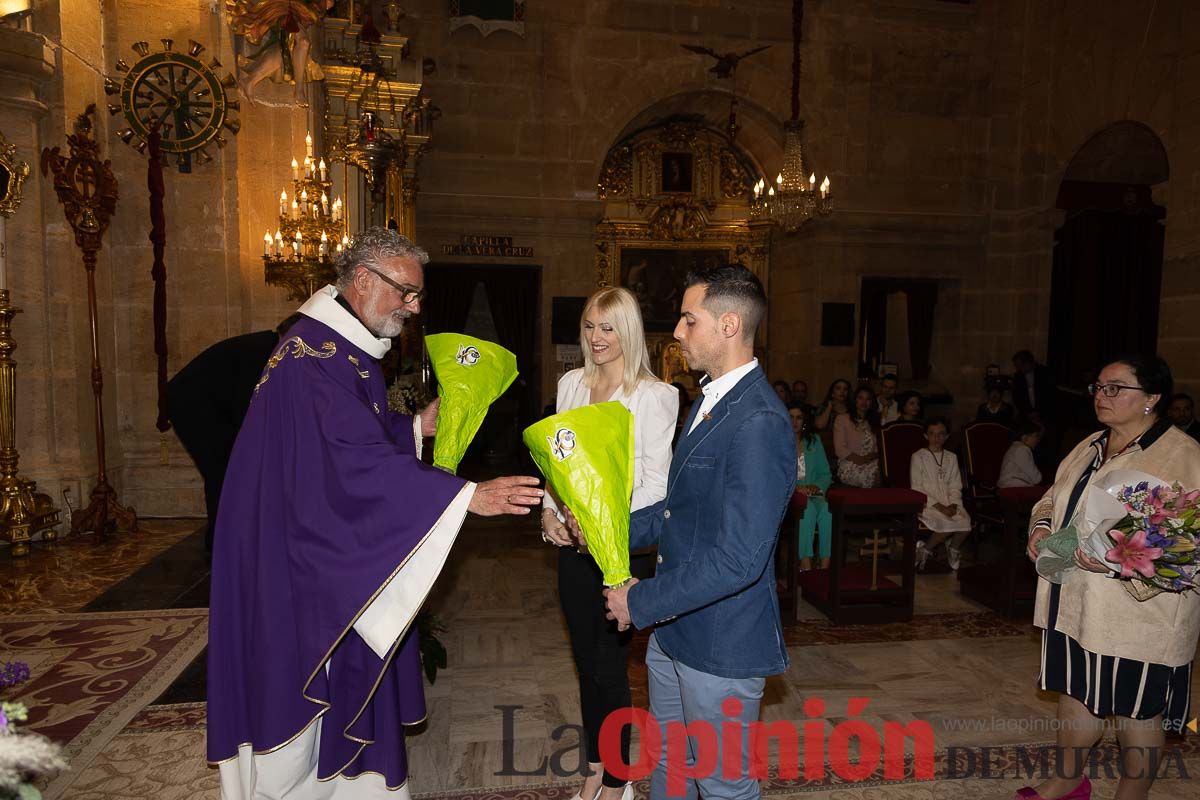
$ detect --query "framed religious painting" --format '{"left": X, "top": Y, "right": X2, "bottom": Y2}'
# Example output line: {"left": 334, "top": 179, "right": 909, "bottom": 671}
{"left": 618, "top": 246, "right": 729, "bottom": 333}
{"left": 660, "top": 152, "right": 693, "bottom": 193}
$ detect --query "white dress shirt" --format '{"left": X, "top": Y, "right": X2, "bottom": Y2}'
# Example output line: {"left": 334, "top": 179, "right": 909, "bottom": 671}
{"left": 688, "top": 358, "right": 759, "bottom": 435}
{"left": 543, "top": 368, "right": 679, "bottom": 519}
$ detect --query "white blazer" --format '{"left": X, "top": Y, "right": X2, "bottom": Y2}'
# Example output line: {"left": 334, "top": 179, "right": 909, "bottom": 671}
{"left": 543, "top": 368, "right": 679, "bottom": 518}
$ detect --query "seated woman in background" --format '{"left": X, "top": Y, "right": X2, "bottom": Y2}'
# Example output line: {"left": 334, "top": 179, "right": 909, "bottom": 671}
{"left": 834, "top": 386, "right": 880, "bottom": 487}
{"left": 910, "top": 417, "right": 972, "bottom": 570}
{"left": 815, "top": 378, "right": 851, "bottom": 431}
{"left": 896, "top": 390, "right": 924, "bottom": 422}
{"left": 975, "top": 380, "right": 1016, "bottom": 426}
{"left": 997, "top": 419, "right": 1044, "bottom": 488}
{"left": 789, "top": 403, "right": 832, "bottom": 571}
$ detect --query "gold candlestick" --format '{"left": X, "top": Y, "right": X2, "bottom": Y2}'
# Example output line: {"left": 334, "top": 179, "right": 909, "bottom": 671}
{"left": 0, "top": 130, "right": 61, "bottom": 557}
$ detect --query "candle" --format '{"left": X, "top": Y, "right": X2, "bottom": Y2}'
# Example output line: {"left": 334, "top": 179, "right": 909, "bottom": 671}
{"left": 318, "top": 158, "right": 327, "bottom": 182}
{"left": 279, "top": 190, "right": 288, "bottom": 217}
{"left": 321, "top": 192, "right": 329, "bottom": 216}
{"left": 294, "top": 230, "right": 302, "bottom": 257}
{"left": 263, "top": 232, "right": 272, "bottom": 256}
{"left": 319, "top": 231, "right": 328, "bottom": 256}
{"left": 305, "top": 132, "right": 313, "bottom": 158}
{"left": 291, "top": 199, "right": 298, "bottom": 220}
{"left": 291, "top": 158, "right": 298, "bottom": 181}
{"left": 275, "top": 230, "right": 283, "bottom": 257}
{"left": 332, "top": 198, "right": 341, "bottom": 222}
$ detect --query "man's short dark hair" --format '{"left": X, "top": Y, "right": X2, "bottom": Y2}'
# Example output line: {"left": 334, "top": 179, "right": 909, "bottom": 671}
{"left": 881, "top": 373, "right": 898, "bottom": 384}
{"left": 924, "top": 416, "right": 950, "bottom": 433}
{"left": 684, "top": 263, "right": 766, "bottom": 341}
{"left": 1170, "top": 392, "right": 1194, "bottom": 407}
{"left": 1012, "top": 350, "right": 1035, "bottom": 364}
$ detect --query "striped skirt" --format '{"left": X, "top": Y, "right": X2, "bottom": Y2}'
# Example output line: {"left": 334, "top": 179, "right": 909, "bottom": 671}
{"left": 1039, "top": 627, "right": 1194, "bottom": 732}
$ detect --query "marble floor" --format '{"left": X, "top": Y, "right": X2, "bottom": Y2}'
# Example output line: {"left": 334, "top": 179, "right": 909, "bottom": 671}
{"left": 2, "top": 516, "right": 1198, "bottom": 799}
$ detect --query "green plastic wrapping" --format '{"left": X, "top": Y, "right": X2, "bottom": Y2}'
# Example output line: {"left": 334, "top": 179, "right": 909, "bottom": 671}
{"left": 523, "top": 402, "right": 635, "bottom": 586}
{"left": 426, "top": 333, "right": 519, "bottom": 474}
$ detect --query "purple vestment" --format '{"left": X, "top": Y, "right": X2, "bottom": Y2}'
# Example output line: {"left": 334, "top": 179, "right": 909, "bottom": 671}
{"left": 206, "top": 310, "right": 467, "bottom": 787}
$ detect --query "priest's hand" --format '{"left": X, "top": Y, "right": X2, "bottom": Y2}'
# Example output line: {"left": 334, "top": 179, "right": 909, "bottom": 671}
{"left": 418, "top": 398, "right": 440, "bottom": 438}
{"left": 469, "top": 476, "right": 543, "bottom": 516}
{"left": 604, "top": 578, "right": 638, "bottom": 632}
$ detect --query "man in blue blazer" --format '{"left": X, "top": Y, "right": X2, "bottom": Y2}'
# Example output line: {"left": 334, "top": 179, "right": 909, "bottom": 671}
{"left": 599, "top": 264, "right": 796, "bottom": 800}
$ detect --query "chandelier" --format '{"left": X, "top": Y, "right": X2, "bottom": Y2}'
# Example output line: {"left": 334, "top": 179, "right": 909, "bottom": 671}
{"left": 262, "top": 132, "right": 348, "bottom": 302}
{"left": 749, "top": 0, "right": 831, "bottom": 233}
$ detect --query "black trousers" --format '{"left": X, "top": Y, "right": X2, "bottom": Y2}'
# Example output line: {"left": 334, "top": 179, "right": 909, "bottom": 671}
{"left": 558, "top": 547, "right": 632, "bottom": 787}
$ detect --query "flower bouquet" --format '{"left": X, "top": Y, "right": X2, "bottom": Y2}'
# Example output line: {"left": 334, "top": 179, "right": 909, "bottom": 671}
{"left": 523, "top": 402, "right": 635, "bottom": 587}
{"left": 1036, "top": 469, "right": 1200, "bottom": 592}
{"left": 425, "top": 333, "right": 519, "bottom": 474}
{"left": 0, "top": 660, "right": 65, "bottom": 800}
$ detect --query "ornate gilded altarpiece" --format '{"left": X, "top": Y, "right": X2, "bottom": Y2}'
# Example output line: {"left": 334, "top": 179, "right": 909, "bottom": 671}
{"left": 594, "top": 119, "right": 770, "bottom": 382}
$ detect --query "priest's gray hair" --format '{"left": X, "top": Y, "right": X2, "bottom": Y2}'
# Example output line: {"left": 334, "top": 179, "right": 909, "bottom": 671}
{"left": 333, "top": 227, "right": 430, "bottom": 290}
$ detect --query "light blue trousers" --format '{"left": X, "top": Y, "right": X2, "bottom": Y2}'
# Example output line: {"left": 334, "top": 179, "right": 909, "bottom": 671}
{"left": 796, "top": 496, "right": 832, "bottom": 559}
{"left": 645, "top": 633, "right": 766, "bottom": 800}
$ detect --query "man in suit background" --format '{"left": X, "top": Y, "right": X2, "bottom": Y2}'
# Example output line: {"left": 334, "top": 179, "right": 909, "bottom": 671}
{"left": 1012, "top": 349, "right": 1057, "bottom": 466}
{"left": 1011, "top": 350, "right": 1055, "bottom": 424}
{"left": 599, "top": 264, "right": 795, "bottom": 800}
{"left": 1169, "top": 393, "right": 1200, "bottom": 443}
{"left": 167, "top": 315, "right": 299, "bottom": 551}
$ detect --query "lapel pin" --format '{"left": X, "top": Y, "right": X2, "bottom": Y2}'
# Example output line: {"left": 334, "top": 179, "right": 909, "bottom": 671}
{"left": 702, "top": 412, "right": 712, "bottom": 422}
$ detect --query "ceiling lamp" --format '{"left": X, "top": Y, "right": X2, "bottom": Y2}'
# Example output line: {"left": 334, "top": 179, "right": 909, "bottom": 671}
{"left": 749, "top": 0, "right": 831, "bottom": 233}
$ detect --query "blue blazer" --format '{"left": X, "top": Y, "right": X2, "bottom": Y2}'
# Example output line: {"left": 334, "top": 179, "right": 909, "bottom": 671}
{"left": 627, "top": 365, "right": 795, "bottom": 678}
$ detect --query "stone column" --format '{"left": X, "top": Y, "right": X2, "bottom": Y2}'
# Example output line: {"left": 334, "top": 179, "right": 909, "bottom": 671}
{"left": 0, "top": 26, "right": 66, "bottom": 538}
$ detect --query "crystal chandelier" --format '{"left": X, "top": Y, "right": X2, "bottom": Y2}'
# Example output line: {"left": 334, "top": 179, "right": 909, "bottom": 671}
{"left": 262, "top": 132, "right": 349, "bottom": 302}
{"left": 749, "top": 0, "right": 831, "bottom": 233}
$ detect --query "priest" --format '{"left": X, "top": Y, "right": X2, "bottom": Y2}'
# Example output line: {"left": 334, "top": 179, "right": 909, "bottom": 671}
{"left": 207, "top": 227, "right": 543, "bottom": 799}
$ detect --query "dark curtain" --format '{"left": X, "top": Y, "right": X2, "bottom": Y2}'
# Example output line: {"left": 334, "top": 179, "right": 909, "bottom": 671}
{"left": 1048, "top": 208, "right": 1164, "bottom": 392}
{"left": 858, "top": 278, "right": 938, "bottom": 381}
{"left": 422, "top": 268, "right": 479, "bottom": 334}
{"left": 482, "top": 270, "right": 539, "bottom": 426}
{"left": 905, "top": 284, "right": 938, "bottom": 381}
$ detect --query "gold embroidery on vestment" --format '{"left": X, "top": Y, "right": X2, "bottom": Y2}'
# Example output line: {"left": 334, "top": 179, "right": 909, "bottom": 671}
{"left": 254, "top": 337, "right": 337, "bottom": 393}
{"left": 347, "top": 355, "right": 369, "bottom": 378}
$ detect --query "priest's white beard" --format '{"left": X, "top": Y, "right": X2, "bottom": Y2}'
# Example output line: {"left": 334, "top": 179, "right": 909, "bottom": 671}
{"left": 368, "top": 310, "right": 408, "bottom": 339}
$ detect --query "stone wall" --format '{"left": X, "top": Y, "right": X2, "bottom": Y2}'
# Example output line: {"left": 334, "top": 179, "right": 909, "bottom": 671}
{"left": 2, "top": 0, "right": 1198, "bottom": 526}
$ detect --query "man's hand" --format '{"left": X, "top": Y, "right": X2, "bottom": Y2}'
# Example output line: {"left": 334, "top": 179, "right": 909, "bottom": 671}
{"left": 603, "top": 577, "right": 639, "bottom": 631}
{"left": 418, "top": 398, "right": 440, "bottom": 438}
{"left": 468, "top": 476, "right": 543, "bottom": 516}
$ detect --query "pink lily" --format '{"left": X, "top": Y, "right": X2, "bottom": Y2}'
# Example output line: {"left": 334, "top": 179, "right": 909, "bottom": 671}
{"left": 1105, "top": 529, "right": 1163, "bottom": 579}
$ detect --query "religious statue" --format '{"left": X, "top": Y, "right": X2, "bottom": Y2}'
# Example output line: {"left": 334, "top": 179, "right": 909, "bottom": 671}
{"left": 225, "top": 0, "right": 334, "bottom": 107}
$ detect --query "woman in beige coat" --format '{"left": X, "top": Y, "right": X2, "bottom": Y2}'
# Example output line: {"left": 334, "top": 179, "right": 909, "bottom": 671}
{"left": 1021, "top": 355, "right": 1200, "bottom": 800}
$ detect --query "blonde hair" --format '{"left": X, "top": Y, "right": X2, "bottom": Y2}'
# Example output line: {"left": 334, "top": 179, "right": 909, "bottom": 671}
{"left": 580, "top": 287, "right": 658, "bottom": 395}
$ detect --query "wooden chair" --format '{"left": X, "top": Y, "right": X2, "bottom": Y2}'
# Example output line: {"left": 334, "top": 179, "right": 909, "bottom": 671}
{"left": 879, "top": 421, "right": 926, "bottom": 488}
{"left": 797, "top": 487, "right": 925, "bottom": 624}
{"left": 962, "top": 421, "right": 1012, "bottom": 528}
{"left": 957, "top": 485, "right": 1045, "bottom": 617}
{"left": 775, "top": 489, "right": 808, "bottom": 624}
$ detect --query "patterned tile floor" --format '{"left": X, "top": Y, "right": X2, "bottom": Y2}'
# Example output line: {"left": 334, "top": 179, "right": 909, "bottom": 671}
{"left": 4, "top": 515, "right": 1199, "bottom": 799}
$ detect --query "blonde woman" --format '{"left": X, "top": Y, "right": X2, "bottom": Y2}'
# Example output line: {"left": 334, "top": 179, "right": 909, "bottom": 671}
{"left": 541, "top": 287, "right": 678, "bottom": 800}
